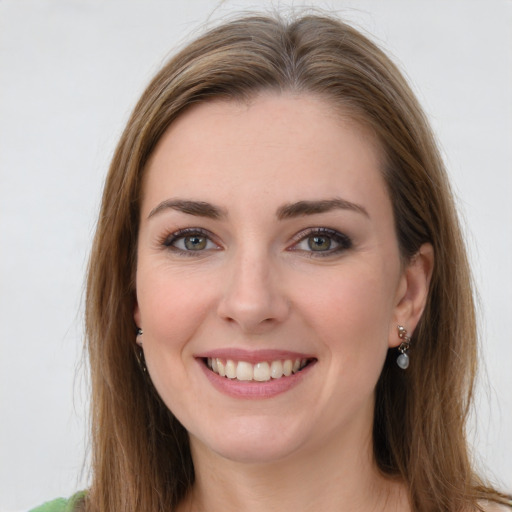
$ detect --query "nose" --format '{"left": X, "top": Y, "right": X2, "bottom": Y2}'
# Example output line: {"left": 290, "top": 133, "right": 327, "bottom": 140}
{"left": 216, "top": 250, "right": 290, "bottom": 334}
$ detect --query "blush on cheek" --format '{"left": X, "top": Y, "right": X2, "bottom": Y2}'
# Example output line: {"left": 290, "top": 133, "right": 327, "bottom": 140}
{"left": 301, "top": 275, "right": 393, "bottom": 362}
{"left": 140, "top": 271, "right": 210, "bottom": 321}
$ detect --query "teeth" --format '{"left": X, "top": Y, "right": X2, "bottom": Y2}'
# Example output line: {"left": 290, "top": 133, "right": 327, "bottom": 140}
{"left": 206, "top": 357, "right": 310, "bottom": 381}
{"left": 283, "top": 359, "right": 293, "bottom": 376}
{"left": 236, "top": 361, "right": 253, "bottom": 381}
{"left": 270, "top": 360, "right": 283, "bottom": 379}
{"left": 253, "top": 362, "right": 270, "bottom": 382}
{"left": 225, "top": 359, "right": 236, "bottom": 379}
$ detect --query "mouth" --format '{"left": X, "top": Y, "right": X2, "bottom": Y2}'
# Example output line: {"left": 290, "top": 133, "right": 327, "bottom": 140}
{"left": 203, "top": 357, "right": 315, "bottom": 382}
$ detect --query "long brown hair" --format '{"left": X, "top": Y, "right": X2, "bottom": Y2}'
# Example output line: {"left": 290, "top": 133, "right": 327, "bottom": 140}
{"left": 84, "top": 12, "right": 508, "bottom": 512}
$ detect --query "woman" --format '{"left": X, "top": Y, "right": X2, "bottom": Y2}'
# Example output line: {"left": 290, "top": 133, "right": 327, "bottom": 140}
{"left": 31, "top": 12, "right": 510, "bottom": 512}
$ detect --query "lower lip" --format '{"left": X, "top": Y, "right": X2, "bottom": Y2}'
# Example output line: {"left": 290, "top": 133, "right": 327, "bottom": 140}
{"left": 198, "top": 359, "right": 315, "bottom": 399}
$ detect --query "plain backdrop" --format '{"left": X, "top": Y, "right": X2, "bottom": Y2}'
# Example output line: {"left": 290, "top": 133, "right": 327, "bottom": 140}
{"left": 0, "top": 1, "right": 511, "bottom": 510}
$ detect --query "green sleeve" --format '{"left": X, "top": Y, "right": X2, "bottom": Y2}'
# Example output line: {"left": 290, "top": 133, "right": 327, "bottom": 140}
{"left": 29, "top": 497, "right": 68, "bottom": 512}
{"left": 29, "top": 491, "right": 86, "bottom": 512}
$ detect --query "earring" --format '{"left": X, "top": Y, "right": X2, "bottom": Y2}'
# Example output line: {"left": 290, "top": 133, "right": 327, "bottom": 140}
{"left": 396, "top": 325, "right": 411, "bottom": 369}
{"left": 135, "top": 328, "right": 147, "bottom": 373}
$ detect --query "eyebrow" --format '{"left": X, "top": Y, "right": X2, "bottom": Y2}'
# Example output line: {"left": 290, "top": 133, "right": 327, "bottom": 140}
{"left": 148, "top": 199, "right": 227, "bottom": 220}
{"left": 147, "top": 197, "right": 368, "bottom": 221}
{"left": 276, "top": 198, "right": 369, "bottom": 220}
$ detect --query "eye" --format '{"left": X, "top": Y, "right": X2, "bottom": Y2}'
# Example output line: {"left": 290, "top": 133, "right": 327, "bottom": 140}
{"left": 163, "top": 228, "right": 220, "bottom": 254}
{"left": 291, "top": 228, "right": 352, "bottom": 256}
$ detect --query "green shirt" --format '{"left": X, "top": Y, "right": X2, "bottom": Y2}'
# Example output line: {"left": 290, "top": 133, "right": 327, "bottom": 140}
{"left": 29, "top": 491, "right": 85, "bottom": 512}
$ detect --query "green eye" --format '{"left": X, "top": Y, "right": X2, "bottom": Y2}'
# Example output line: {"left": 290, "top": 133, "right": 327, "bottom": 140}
{"left": 164, "top": 229, "right": 218, "bottom": 253}
{"left": 308, "top": 235, "right": 332, "bottom": 251}
{"left": 292, "top": 228, "right": 352, "bottom": 256}
{"left": 184, "top": 235, "right": 207, "bottom": 250}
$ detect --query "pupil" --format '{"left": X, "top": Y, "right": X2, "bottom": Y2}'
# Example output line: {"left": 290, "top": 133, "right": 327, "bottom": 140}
{"left": 185, "top": 236, "right": 206, "bottom": 250}
{"left": 309, "top": 235, "right": 331, "bottom": 251}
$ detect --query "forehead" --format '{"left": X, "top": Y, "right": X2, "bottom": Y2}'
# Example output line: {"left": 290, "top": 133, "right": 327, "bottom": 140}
{"left": 142, "top": 93, "right": 389, "bottom": 218}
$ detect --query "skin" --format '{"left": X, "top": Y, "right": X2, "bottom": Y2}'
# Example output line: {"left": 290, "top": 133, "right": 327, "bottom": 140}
{"left": 134, "top": 93, "right": 433, "bottom": 512}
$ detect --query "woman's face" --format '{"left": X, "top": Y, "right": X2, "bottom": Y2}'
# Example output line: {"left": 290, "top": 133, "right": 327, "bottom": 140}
{"left": 134, "top": 93, "right": 417, "bottom": 464}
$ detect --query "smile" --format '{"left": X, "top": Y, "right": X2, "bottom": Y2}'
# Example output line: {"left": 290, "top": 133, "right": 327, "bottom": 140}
{"left": 205, "top": 357, "right": 311, "bottom": 381}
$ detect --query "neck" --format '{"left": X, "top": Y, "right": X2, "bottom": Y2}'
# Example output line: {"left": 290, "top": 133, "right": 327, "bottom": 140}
{"left": 179, "top": 424, "right": 408, "bottom": 512}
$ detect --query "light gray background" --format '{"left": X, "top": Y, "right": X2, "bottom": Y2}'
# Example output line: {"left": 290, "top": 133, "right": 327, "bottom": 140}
{"left": 1, "top": 1, "right": 511, "bottom": 510}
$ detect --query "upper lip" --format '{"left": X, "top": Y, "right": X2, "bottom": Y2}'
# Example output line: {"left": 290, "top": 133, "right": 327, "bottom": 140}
{"left": 194, "top": 348, "right": 316, "bottom": 364}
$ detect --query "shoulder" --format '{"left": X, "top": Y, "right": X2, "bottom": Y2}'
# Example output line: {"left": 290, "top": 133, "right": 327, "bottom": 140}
{"left": 29, "top": 491, "right": 86, "bottom": 512}
{"left": 29, "top": 497, "right": 68, "bottom": 512}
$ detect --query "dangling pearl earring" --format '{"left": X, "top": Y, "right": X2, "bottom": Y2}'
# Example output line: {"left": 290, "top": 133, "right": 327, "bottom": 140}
{"left": 396, "top": 325, "right": 411, "bottom": 369}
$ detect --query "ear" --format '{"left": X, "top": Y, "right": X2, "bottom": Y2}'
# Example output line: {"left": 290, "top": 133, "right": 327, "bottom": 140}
{"left": 389, "top": 243, "right": 434, "bottom": 348}
{"left": 134, "top": 301, "right": 141, "bottom": 329}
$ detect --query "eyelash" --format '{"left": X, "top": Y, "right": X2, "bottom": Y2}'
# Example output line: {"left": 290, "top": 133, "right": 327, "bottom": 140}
{"left": 289, "top": 227, "right": 352, "bottom": 257}
{"left": 162, "top": 228, "right": 220, "bottom": 256}
{"left": 161, "top": 227, "right": 352, "bottom": 257}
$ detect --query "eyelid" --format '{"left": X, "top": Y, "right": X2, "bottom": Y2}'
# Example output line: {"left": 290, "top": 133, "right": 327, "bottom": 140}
{"left": 288, "top": 227, "right": 352, "bottom": 256}
{"left": 159, "top": 226, "right": 351, "bottom": 256}
{"left": 161, "top": 227, "right": 222, "bottom": 253}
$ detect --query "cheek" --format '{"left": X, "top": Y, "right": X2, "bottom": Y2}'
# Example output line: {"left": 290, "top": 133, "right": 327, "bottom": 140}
{"left": 136, "top": 264, "right": 217, "bottom": 347}
{"left": 279, "top": 263, "right": 399, "bottom": 437}
{"left": 295, "top": 263, "right": 397, "bottom": 364}
{"left": 135, "top": 266, "right": 218, "bottom": 415}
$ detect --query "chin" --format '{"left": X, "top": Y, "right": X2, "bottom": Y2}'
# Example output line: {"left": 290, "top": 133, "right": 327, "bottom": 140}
{"left": 190, "top": 416, "right": 309, "bottom": 465}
